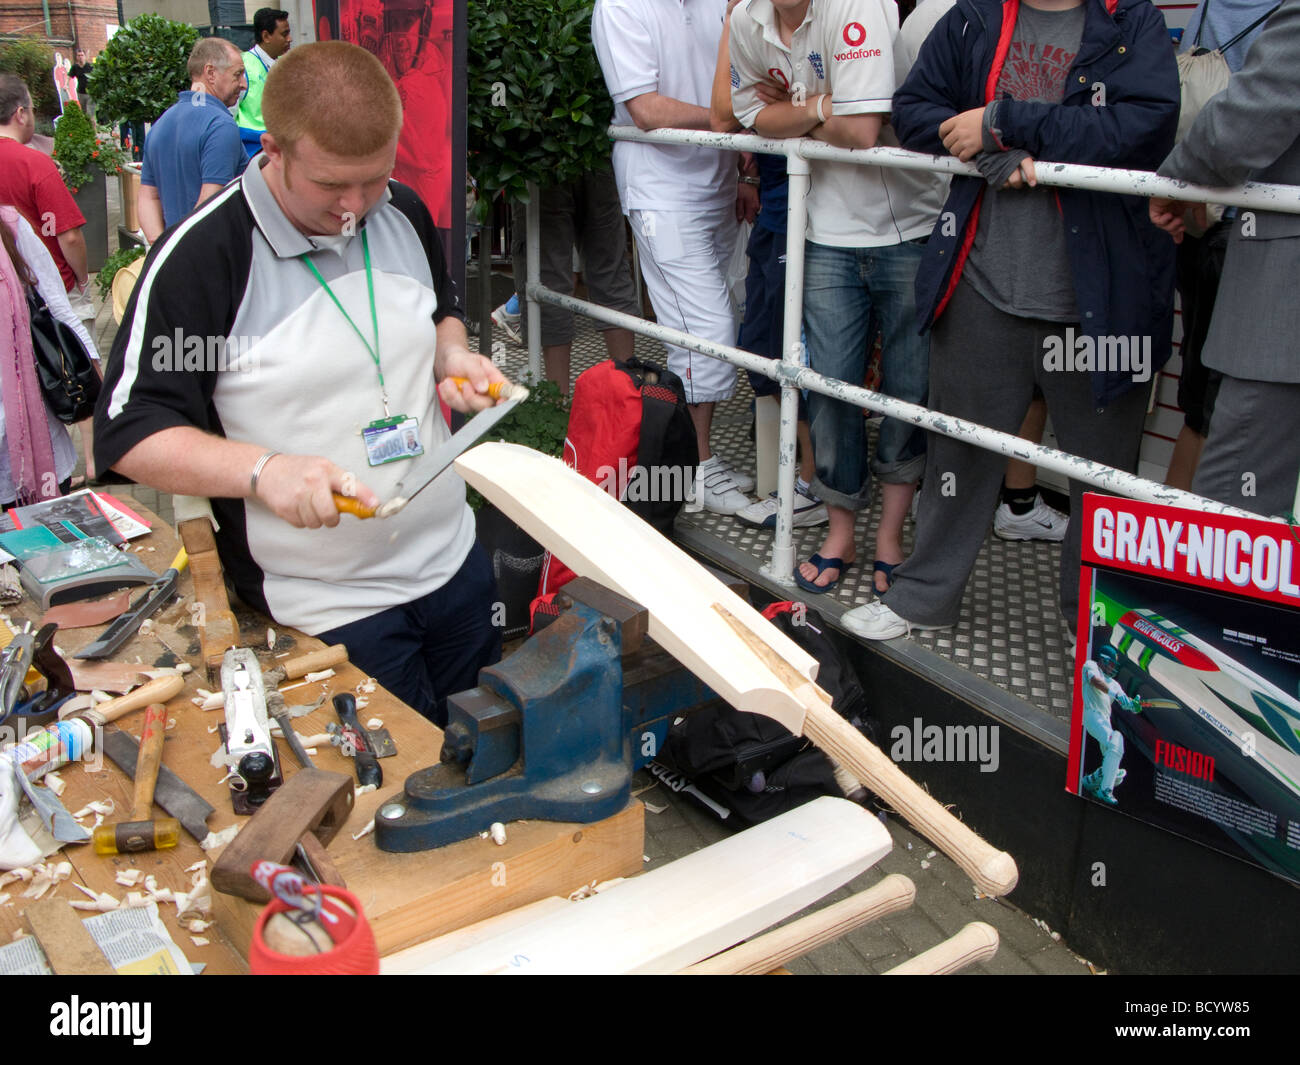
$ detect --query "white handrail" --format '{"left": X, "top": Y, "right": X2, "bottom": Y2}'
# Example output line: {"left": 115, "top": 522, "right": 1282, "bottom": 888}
{"left": 522, "top": 128, "right": 1293, "bottom": 597}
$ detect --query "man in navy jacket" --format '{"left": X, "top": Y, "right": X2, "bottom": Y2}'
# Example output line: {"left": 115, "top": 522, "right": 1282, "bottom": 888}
{"left": 842, "top": 0, "right": 1179, "bottom": 645}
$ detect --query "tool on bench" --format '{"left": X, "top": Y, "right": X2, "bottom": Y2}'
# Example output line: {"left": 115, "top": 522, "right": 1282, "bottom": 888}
{"left": 211, "top": 769, "right": 353, "bottom": 903}
{"left": 331, "top": 377, "right": 529, "bottom": 519}
{"left": 218, "top": 647, "right": 282, "bottom": 813}
{"left": 0, "top": 622, "right": 76, "bottom": 726}
{"left": 62, "top": 673, "right": 186, "bottom": 728}
{"left": 330, "top": 693, "right": 381, "bottom": 787}
{"left": 373, "top": 578, "right": 717, "bottom": 852}
{"left": 178, "top": 518, "right": 240, "bottom": 681}
{"left": 100, "top": 726, "right": 214, "bottom": 842}
{"left": 74, "top": 548, "right": 188, "bottom": 660}
{"left": 92, "top": 702, "right": 181, "bottom": 855}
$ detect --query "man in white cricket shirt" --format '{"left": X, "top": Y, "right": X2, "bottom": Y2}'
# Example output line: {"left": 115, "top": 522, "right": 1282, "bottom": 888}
{"left": 593, "top": 0, "right": 757, "bottom": 515}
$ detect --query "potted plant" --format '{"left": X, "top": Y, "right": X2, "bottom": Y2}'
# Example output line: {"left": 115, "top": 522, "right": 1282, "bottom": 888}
{"left": 87, "top": 13, "right": 198, "bottom": 162}
{"left": 51, "top": 102, "right": 127, "bottom": 272}
{"left": 466, "top": 377, "right": 570, "bottom": 640}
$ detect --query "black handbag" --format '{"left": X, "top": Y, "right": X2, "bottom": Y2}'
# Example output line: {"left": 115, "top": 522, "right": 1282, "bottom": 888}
{"left": 26, "top": 285, "right": 99, "bottom": 423}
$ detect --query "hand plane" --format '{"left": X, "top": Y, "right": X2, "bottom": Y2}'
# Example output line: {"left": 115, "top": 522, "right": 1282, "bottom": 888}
{"left": 218, "top": 648, "right": 283, "bottom": 814}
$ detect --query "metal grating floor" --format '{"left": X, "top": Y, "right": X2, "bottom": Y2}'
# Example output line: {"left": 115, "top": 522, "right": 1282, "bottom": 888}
{"left": 478, "top": 308, "right": 1076, "bottom": 726}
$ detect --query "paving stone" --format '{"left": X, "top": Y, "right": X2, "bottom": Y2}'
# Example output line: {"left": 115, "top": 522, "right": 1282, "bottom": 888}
{"left": 1026, "top": 944, "right": 1091, "bottom": 975}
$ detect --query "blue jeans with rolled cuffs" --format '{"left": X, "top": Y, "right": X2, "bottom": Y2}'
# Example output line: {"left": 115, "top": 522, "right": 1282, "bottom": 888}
{"left": 801, "top": 239, "right": 929, "bottom": 511}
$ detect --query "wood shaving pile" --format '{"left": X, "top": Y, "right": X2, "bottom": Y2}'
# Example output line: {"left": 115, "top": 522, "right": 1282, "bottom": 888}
{"left": 0, "top": 861, "right": 73, "bottom": 900}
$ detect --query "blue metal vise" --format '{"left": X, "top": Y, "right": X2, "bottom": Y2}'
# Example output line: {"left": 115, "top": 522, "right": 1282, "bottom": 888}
{"left": 373, "top": 578, "right": 719, "bottom": 852}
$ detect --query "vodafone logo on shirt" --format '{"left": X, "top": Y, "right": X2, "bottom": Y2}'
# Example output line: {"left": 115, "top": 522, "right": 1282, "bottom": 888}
{"left": 836, "top": 21, "right": 882, "bottom": 60}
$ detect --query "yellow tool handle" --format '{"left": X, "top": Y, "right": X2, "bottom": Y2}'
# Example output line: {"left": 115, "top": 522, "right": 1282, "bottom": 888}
{"left": 332, "top": 493, "right": 377, "bottom": 519}
{"left": 82, "top": 674, "right": 185, "bottom": 726}
{"left": 168, "top": 547, "right": 189, "bottom": 574}
{"left": 447, "top": 377, "right": 517, "bottom": 400}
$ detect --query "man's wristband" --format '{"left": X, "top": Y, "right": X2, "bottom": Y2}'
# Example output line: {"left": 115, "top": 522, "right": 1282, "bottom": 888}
{"left": 815, "top": 94, "right": 829, "bottom": 123}
{"left": 740, "top": 176, "right": 760, "bottom": 186}
{"left": 250, "top": 450, "right": 280, "bottom": 496}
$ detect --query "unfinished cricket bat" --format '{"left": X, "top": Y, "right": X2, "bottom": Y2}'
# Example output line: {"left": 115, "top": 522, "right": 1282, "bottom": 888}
{"left": 455, "top": 443, "right": 1019, "bottom": 897}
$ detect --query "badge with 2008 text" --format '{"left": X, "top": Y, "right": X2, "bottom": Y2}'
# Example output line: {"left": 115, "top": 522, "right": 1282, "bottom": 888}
{"left": 362, "top": 415, "right": 423, "bottom": 467}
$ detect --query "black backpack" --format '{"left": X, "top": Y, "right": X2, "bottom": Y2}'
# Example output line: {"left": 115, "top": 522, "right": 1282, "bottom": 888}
{"left": 653, "top": 601, "right": 877, "bottom": 826}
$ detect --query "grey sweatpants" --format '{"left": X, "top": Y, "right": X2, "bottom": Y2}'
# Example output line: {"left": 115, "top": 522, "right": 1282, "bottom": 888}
{"left": 1192, "top": 375, "right": 1300, "bottom": 520}
{"left": 884, "top": 280, "right": 1150, "bottom": 627}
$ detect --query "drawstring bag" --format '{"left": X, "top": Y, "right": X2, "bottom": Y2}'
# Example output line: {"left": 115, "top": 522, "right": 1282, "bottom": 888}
{"left": 1175, "top": 2, "right": 1280, "bottom": 143}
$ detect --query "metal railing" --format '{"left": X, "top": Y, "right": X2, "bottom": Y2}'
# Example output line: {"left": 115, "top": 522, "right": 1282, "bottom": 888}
{"left": 522, "top": 128, "right": 1300, "bottom": 585}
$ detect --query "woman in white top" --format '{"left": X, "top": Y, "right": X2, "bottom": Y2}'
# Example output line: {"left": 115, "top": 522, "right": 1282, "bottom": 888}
{"left": 0, "top": 204, "right": 100, "bottom": 508}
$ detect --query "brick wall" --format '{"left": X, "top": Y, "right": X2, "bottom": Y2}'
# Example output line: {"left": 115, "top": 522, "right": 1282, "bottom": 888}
{"left": 1, "top": 0, "right": 124, "bottom": 56}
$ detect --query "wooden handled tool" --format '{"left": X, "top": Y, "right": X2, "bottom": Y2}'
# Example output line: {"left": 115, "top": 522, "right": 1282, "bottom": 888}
{"left": 282, "top": 644, "right": 348, "bottom": 680}
{"left": 681, "top": 874, "right": 917, "bottom": 975}
{"left": 883, "top": 921, "right": 1000, "bottom": 975}
{"left": 455, "top": 443, "right": 1020, "bottom": 898}
{"left": 63, "top": 673, "right": 185, "bottom": 727}
{"left": 92, "top": 703, "right": 180, "bottom": 855}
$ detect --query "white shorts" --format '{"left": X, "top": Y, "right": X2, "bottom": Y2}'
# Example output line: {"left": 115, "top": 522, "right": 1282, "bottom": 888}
{"left": 629, "top": 205, "right": 739, "bottom": 405}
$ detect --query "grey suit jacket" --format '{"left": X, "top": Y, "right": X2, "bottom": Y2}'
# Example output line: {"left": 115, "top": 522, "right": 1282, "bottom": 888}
{"left": 1158, "top": 0, "right": 1300, "bottom": 383}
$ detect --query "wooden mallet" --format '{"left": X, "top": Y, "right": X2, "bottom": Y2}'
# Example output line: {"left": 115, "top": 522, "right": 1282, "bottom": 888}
{"left": 92, "top": 702, "right": 180, "bottom": 855}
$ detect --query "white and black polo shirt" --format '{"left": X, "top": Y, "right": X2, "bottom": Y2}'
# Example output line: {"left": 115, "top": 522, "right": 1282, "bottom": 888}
{"left": 96, "top": 159, "right": 477, "bottom": 635}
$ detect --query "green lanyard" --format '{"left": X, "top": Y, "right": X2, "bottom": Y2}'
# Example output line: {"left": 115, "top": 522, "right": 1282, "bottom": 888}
{"left": 301, "top": 230, "right": 389, "bottom": 417}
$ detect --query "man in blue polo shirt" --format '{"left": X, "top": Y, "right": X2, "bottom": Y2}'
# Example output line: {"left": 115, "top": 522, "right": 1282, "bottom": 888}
{"left": 138, "top": 38, "right": 248, "bottom": 242}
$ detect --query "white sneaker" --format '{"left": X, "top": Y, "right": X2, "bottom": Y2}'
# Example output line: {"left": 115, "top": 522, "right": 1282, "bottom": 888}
{"left": 994, "top": 494, "right": 1068, "bottom": 542}
{"left": 490, "top": 302, "right": 522, "bottom": 344}
{"left": 711, "top": 458, "right": 754, "bottom": 494}
{"left": 736, "top": 486, "right": 828, "bottom": 528}
{"left": 695, "top": 457, "right": 752, "bottom": 516}
{"left": 840, "top": 600, "right": 951, "bottom": 641}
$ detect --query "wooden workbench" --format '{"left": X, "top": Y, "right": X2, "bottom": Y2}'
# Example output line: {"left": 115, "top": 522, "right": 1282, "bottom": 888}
{"left": 0, "top": 495, "right": 643, "bottom": 973}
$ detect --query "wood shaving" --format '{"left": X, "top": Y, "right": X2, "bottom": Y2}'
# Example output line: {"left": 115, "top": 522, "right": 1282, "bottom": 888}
{"left": 300, "top": 733, "right": 332, "bottom": 747}
{"left": 356, "top": 678, "right": 377, "bottom": 694}
{"left": 354, "top": 783, "right": 376, "bottom": 799}
{"left": 42, "top": 771, "right": 65, "bottom": 797}
{"left": 12, "top": 929, "right": 24, "bottom": 940}
{"left": 201, "top": 824, "right": 241, "bottom": 851}
{"left": 644, "top": 802, "right": 667, "bottom": 815}
{"left": 71, "top": 893, "right": 119, "bottom": 913}
{"left": 0, "top": 893, "right": 8, "bottom": 906}
{"left": 166, "top": 718, "right": 178, "bottom": 730}
{"left": 354, "top": 697, "right": 369, "bottom": 710}
{"left": 365, "top": 717, "right": 383, "bottom": 730}
{"left": 90, "top": 690, "right": 111, "bottom": 703}
{"left": 197, "top": 692, "right": 225, "bottom": 710}
{"left": 186, "top": 860, "right": 206, "bottom": 873}
{"left": 489, "top": 822, "right": 507, "bottom": 846}
{"left": 115, "top": 870, "right": 144, "bottom": 887}
{"left": 126, "top": 891, "right": 148, "bottom": 908}
{"left": 351, "top": 819, "right": 375, "bottom": 841}
{"left": 190, "top": 936, "right": 210, "bottom": 947}
{"left": 266, "top": 627, "right": 276, "bottom": 650}
{"left": 22, "top": 861, "right": 72, "bottom": 899}
{"left": 144, "top": 875, "right": 158, "bottom": 894}
{"left": 73, "top": 799, "right": 115, "bottom": 818}
{"left": 0, "top": 868, "right": 33, "bottom": 887}
{"left": 303, "top": 669, "right": 335, "bottom": 683}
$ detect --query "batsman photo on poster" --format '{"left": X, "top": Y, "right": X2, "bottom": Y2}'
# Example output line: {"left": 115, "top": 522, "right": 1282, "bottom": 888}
{"left": 312, "top": 0, "right": 462, "bottom": 266}
{"left": 1069, "top": 494, "right": 1300, "bottom": 883}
